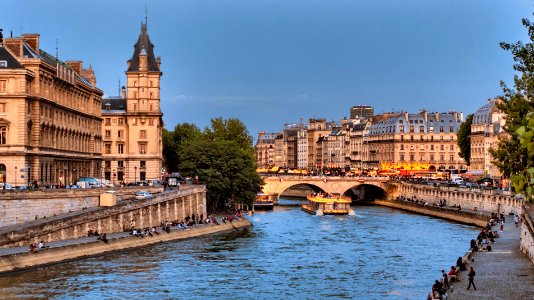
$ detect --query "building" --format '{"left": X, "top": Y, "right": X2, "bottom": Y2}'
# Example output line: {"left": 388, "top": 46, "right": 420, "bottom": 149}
{"left": 366, "top": 110, "right": 465, "bottom": 174}
{"left": 344, "top": 121, "right": 369, "bottom": 171}
{"left": 0, "top": 33, "right": 103, "bottom": 186}
{"left": 296, "top": 128, "right": 308, "bottom": 169}
{"left": 470, "top": 98, "right": 505, "bottom": 178}
{"left": 306, "top": 118, "right": 332, "bottom": 170}
{"left": 350, "top": 105, "right": 374, "bottom": 120}
{"left": 102, "top": 22, "right": 163, "bottom": 184}
{"left": 283, "top": 124, "right": 303, "bottom": 169}
{"left": 320, "top": 127, "right": 345, "bottom": 169}
{"left": 255, "top": 131, "right": 278, "bottom": 169}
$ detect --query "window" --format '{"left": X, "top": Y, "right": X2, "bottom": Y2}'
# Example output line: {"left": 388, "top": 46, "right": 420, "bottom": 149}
{"left": 419, "top": 126, "right": 424, "bottom": 132}
{"left": 118, "top": 143, "right": 124, "bottom": 154}
{"left": 440, "top": 155, "right": 445, "bottom": 161}
{"left": 450, "top": 155, "right": 454, "bottom": 161}
{"left": 140, "top": 171, "right": 146, "bottom": 181}
{"left": 400, "top": 154, "right": 405, "bottom": 161}
{"left": 440, "top": 144, "right": 444, "bottom": 151}
{"left": 430, "top": 154, "right": 434, "bottom": 161}
{"left": 410, "top": 135, "right": 414, "bottom": 141}
{"left": 440, "top": 126, "right": 444, "bottom": 133}
{"left": 104, "top": 143, "right": 111, "bottom": 154}
{"left": 118, "top": 130, "right": 123, "bottom": 138}
{"left": 400, "top": 144, "right": 404, "bottom": 150}
{"left": 399, "top": 125, "right": 404, "bottom": 133}
{"left": 105, "top": 130, "right": 111, "bottom": 138}
{"left": 118, "top": 171, "right": 124, "bottom": 181}
{"left": 0, "top": 80, "right": 6, "bottom": 93}
{"left": 150, "top": 103, "right": 153, "bottom": 111}
{"left": 118, "top": 118, "right": 124, "bottom": 125}
{"left": 410, "top": 154, "right": 414, "bottom": 161}
{"left": 450, "top": 126, "right": 454, "bottom": 132}
{"left": 139, "top": 143, "right": 147, "bottom": 154}
{"left": 140, "top": 161, "right": 146, "bottom": 168}
{"left": 105, "top": 161, "right": 111, "bottom": 168}
{"left": 0, "top": 61, "right": 7, "bottom": 68}
{"left": 0, "top": 126, "right": 6, "bottom": 144}
{"left": 118, "top": 161, "right": 124, "bottom": 168}
{"left": 140, "top": 130, "right": 146, "bottom": 139}
{"left": 0, "top": 103, "right": 5, "bottom": 113}
{"left": 105, "top": 118, "right": 111, "bottom": 126}
{"left": 429, "top": 126, "right": 434, "bottom": 133}
{"left": 420, "top": 145, "right": 424, "bottom": 150}
{"left": 450, "top": 144, "right": 454, "bottom": 150}
{"left": 149, "top": 118, "right": 154, "bottom": 126}
{"left": 430, "top": 145, "right": 434, "bottom": 151}
{"left": 133, "top": 104, "right": 137, "bottom": 111}
{"left": 133, "top": 118, "right": 137, "bottom": 126}
{"left": 409, "top": 125, "right": 414, "bottom": 133}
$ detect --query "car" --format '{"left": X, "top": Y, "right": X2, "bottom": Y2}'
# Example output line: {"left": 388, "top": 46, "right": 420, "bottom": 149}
{"left": 0, "top": 183, "right": 15, "bottom": 190}
{"left": 135, "top": 191, "right": 153, "bottom": 200}
{"left": 15, "top": 185, "right": 28, "bottom": 190}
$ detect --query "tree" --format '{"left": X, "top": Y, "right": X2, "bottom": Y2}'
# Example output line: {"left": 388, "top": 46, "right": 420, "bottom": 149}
{"left": 489, "top": 15, "right": 534, "bottom": 200}
{"left": 457, "top": 114, "right": 473, "bottom": 165}
{"left": 163, "top": 118, "right": 263, "bottom": 211}
{"left": 162, "top": 123, "right": 202, "bottom": 172}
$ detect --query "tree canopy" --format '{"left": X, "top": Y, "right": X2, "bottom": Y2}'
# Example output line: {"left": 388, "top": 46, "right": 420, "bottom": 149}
{"left": 489, "top": 15, "right": 534, "bottom": 200}
{"left": 457, "top": 114, "right": 473, "bottom": 166}
{"left": 163, "top": 118, "right": 262, "bottom": 211}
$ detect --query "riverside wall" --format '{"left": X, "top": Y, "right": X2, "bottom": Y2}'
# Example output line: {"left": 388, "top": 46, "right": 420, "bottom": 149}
{"left": 0, "top": 218, "right": 251, "bottom": 275}
{"left": 0, "top": 186, "right": 163, "bottom": 228}
{"left": 395, "top": 182, "right": 521, "bottom": 215}
{"left": 373, "top": 200, "right": 489, "bottom": 227}
{"left": 0, "top": 187, "right": 205, "bottom": 248}
{"left": 520, "top": 204, "right": 534, "bottom": 265}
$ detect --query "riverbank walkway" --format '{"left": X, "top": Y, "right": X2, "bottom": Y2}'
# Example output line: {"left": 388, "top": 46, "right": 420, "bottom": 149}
{"left": 448, "top": 220, "right": 534, "bottom": 299}
{"left": 0, "top": 216, "right": 238, "bottom": 258}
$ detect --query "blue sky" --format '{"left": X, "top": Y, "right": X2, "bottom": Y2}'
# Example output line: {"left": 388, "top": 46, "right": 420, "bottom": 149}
{"left": 2, "top": 0, "right": 533, "bottom": 138}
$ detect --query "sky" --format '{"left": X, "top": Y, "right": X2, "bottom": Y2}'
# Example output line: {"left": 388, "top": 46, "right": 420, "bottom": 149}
{"left": 2, "top": 0, "right": 533, "bottom": 139}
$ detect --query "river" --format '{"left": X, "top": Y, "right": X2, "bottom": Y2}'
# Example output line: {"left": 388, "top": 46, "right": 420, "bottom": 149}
{"left": 0, "top": 199, "right": 479, "bottom": 299}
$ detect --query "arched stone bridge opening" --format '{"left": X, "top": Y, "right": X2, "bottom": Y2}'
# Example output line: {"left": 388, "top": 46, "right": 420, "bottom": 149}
{"left": 261, "top": 176, "right": 392, "bottom": 203}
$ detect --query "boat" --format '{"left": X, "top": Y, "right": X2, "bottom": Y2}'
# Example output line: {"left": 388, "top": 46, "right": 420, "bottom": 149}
{"left": 254, "top": 193, "right": 277, "bottom": 210}
{"left": 302, "top": 193, "right": 355, "bottom": 216}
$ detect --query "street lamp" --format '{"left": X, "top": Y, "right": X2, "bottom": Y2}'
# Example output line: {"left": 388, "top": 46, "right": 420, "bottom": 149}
{"left": 134, "top": 166, "right": 137, "bottom": 184}
{"left": 14, "top": 167, "right": 17, "bottom": 186}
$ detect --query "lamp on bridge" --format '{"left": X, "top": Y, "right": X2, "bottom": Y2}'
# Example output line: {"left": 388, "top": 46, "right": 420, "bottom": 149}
{"left": 134, "top": 166, "right": 137, "bottom": 183}
{"left": 14, "top": 166, "right": 17, "bottom": 186}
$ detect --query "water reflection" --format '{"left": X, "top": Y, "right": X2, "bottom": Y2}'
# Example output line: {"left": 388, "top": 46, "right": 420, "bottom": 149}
{"left": 0, "top": 203, "right": 479, "bottom": 299}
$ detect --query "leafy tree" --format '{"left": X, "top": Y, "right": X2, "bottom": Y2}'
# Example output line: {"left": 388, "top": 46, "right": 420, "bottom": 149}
{"left": 163, "top": 118, "right": 263, "bottom": 211}
{"left": 162, "top": 123, "right": 202, "bottom": 172}
{"left": 457, "top": 114, "right": 473, "bottom": 165}
{"left": 489, "top": 15, "right": 534, "bottom": 200}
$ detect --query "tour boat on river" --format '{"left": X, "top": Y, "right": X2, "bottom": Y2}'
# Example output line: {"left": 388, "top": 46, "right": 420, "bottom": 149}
{"left": 254, "top": 193, "right": 277, "bottom": 210}
{"left": 302, "top": 193, "right": 355, "bottom": 216}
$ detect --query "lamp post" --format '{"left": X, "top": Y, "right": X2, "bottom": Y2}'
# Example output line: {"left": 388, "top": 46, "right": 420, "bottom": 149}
{"left": 134, "top": 166, "right": 137, "bottom": 184}
{"left": 14, "top": 167, "right": 17, "bottom": 186}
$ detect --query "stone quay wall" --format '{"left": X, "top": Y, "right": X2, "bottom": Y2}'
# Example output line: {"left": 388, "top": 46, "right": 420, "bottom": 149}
{"left": 395, "top": 182, "right": 521, "bottom": 215}
{"left": 0, "top": 218, "right": 251, "bottom": 275}
{"left": 373, "top": 200, "right": 489, "bottom": 227}
{"left": 0, "top": 187, "right": 206, "bottom": 248}
{"left": 520, "top": 204, "right": 534, "bottom": 265}
{"left": 0, "top": 187, "right": 163, "bottom": 228}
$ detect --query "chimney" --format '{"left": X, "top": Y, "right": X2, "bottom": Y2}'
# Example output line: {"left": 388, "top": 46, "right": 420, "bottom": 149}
{"left": 121, "top": 86, "right": 126, "bottom": 99}
{"left": 156, "top": 56, "right": 161, "bottom": 69}
{"left": 3, "top": 38, "right": 23, "bottom": 57}
{"left": 21, "top": 33, "right": 40, "bottom": 54}
{"left": 65, "top": 60, "right": 83, "bottom": 74}
{"left": 404, "top": 112, "right": 409, "bottom": 121}
{"left": 460, "top": 112, "right": 464, "bottom": 122}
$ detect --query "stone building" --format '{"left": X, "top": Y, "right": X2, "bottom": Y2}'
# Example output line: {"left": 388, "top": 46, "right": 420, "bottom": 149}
{"left": 0, "top": 33, "right": 103, "bottom": 186}
{"left": 366, "top": 111, "right": 465, "bottom": 174}
{"left": 101, "top": 22, "right": 163, "bottom": 184}
{"left": 296, "top": 128, "right": 308, "bottom": 169}
{"left": 255, "top": 131, "right": 278, "bottom": 169}
{"left": 306, "top": 118, "right": 332, "bottom": 170}
{"left": 350, "top": 105, "right": 374, "bottom": 120}
{"left": 470, "top": 98, "right": 505, "bottom": 178}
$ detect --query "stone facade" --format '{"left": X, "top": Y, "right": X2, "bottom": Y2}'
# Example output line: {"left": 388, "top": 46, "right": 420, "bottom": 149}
{"left": 0, "top": 34, "right": 103, "bottom": 186}
{"left": 102, "top": 22, "right": 163, "bottom": 184}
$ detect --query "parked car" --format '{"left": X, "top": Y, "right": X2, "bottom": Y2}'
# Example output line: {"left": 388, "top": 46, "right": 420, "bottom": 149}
{"left": 15, "top": 185, "right": 28, "bottom": 190}
{"left": 0, "top": 183, "right": 15, "bottom": 190}
{"left": 135, "top": 191, "right": 153, "bottom": 200}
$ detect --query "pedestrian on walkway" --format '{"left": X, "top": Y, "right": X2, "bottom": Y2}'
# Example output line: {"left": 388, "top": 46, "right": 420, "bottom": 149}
{"left": 467, "top": 266, "right": 476, "bottom": 290}
{"left": 500, "top": 222, "right": 504, "bottom": 232}
{"left": 514, "top": 214, "right": 519, "bottom": 227}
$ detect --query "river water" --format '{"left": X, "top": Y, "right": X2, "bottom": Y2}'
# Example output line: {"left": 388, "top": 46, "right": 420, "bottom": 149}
{"left": 0, "top": 200, "right": 479, "bottom": 299}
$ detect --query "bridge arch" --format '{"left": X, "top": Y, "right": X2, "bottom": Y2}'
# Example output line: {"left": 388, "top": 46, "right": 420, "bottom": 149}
{"left": 342, "top": 184, "right": 387, "bottom": 202}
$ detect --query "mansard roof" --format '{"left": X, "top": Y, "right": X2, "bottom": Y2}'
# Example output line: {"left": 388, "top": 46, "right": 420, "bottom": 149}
{"left": 127, "top": 23, "right": 160, "bottom": 72}
{"left": 0, "top": 46, "right": 24, "bottom": 69}
{"left": 102, "top": 97, "right": 126, "bottom": 112}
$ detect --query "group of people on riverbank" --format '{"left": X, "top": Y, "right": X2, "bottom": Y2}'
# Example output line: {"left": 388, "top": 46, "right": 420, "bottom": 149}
{"left": 28, "top": 241, "right": 49, "bottom": 252}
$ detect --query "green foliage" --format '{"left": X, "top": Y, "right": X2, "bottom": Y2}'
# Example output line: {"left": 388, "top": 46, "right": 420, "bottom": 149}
{"left": 457, "top": 114, "right": 473, "bottom": 165}
{"left": 162, "top": 123, "right": 202, "bottom": 172}
{"left": 163, "top": 118, "right": 262, "bottom": 211}
{"left": 490, "top": 14, "right": 534, "bottom": 201}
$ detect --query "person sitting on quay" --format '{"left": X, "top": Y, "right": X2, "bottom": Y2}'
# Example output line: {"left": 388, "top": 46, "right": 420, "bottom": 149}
{"left": 441, "top": 269, "right": 449, "bottom": 289}
{"left": 427, "top": 287, "right": 441, "bottom": 300}
{"left": 151, "top": 227, "right": 159, "bottom": 235}
{"left": 97, "top": 233, "right": 109, "bottom": 243}
{"left": 432, "top": 279, "right": 446, "bottom": 299}
{"left": 448, "top": 266, "right": 458, "bottom": 282}
{"left": 457, "top": 205, "right": 461, "bottom": 212}
{"left": 456, "top": 256, "right": 466, "bottom": 271}
{"left": 29, "top": 243, "right": 38, "bottom": 253}
{"left": 470, "top": 239, "right": 477, "bottom": 250}
{"left": 485, "top": 242, "right": 492, "bottom": 252}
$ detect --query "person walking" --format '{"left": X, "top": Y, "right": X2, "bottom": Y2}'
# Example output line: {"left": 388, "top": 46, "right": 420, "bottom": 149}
{"left": 514, "top": 214, "right": 520, "bottom": 227}
{"left": 467, "top": 266, "right": 476, "bottom": 290}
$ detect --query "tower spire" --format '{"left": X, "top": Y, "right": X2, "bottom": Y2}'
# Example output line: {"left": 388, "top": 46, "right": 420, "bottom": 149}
{"left": 145, "top": 5, "right": 148, "bottom": 26}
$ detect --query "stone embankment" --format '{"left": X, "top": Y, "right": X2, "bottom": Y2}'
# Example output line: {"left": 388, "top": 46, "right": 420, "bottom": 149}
{"left": 0, "top": 186, "right": 206, "bottom": 248}
{"left": 0, "top": 186, "right": 164, "bottom": 227}
{"left": 0, "top": 218, "right": 251, "bottom": 275}
{"left": 373, "top": 200, "right": 489, "bottom": 227}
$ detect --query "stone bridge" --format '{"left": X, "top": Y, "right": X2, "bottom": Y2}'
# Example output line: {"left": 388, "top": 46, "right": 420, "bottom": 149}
{"left": 261, "top": 176, "right": 393, "bottom": 201}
